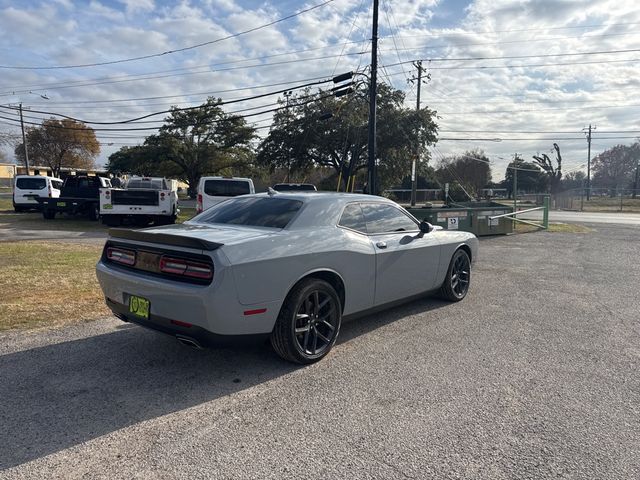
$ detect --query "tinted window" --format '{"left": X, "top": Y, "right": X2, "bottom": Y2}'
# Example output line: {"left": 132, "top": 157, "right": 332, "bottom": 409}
{"left": 273, "top": 184, "right": 316, "bottom": 191}
{"left": 204, "top": 180, "right": 250, "bottom": 197}
{"left": 127, "top": 179, "right": 165, "bottom": 190}
{"left": 361, "top": 203, "right": 418, "bottom": 234}
{"left": 16, "top": 178, "right": 46, "bottom": 190}
{"left": 195, "top": 197, "right": 302, "bottom": 229}
{"left": 339, "top": 203, "right": 367, "bottom": 233}
{"left": 52, "top": 180, "right": 63, "bottom": 189}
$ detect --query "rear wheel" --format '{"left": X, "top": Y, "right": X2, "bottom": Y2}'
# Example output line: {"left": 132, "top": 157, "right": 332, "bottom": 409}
{"left": 88, "top": 203, "right": 100, "bottom": 221}
{"left": 43, "top": 209, "right": 56, "bottom": 219}
{"left": 102, "top": 215, "right": 121, "bottom": 227}
{"left": 439, "top": 249, "right": 471, "bottom": 302}
{"left": 271, "top": 279, "right": 342, "bottom": 364}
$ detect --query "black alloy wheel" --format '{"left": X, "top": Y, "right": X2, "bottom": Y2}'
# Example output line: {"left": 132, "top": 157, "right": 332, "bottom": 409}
{"left": 271, "top": 278, "right": 342, "bottom": 364}
{"left": 440, "top": 249, "right": 471, "bottom": 302}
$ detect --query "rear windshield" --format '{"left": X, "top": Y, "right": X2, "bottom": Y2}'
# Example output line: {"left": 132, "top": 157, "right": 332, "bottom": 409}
{"left": 273, "top": 184, "right": 316, "bottom": 191}
{"left": 194, "top": 197, "right": 302, "bottom": 229}
{"left": 16, "top": 177, "right": 46, "bottom": 190}
{"left": 127, "top": 178, "right": 166, "bottom": 190}
{"left": 204, "top": 179, "right": 250, "bottom": 197}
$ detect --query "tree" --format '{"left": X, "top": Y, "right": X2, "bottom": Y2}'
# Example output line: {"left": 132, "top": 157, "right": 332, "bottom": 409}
{"left": 591, "top": 142, "right": 639, "bottom": 195}
{"left": 504, "top": 155, "right": 544, "bottom": 198}
{"left": 532, "top": 143, "right": 562, "bottom": 196}
{"left": 106, "top": 98, "right": 256, "bottom": 197}
{"left": 560, "top": 171, "right": 586, "bottom": 191}
{"left": 106, "top": 145, "right": 180, "bottom": 178}
{"left": 257, "top": 83, "right": 438, "bottom": 192}
{"left": 434, "top": 149, "right": 492, "bottom": 197}
{"left": 14, "top": 118, "right": 99, "bottom": 176}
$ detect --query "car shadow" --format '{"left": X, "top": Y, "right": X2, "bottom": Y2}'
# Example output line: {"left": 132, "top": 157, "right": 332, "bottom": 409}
{"left": 0, "top": 294, "right": 448, "bottom": 470}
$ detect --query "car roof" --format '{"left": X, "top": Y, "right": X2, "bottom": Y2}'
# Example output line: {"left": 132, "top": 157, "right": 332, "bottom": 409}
{"left": 243, "top": 191, "right": 399, "bottom": 229}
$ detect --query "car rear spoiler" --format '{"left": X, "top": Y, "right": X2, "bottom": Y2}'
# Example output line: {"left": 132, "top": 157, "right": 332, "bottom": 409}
{"left": 108, "top": 228, "right": 223, "bottom": 251}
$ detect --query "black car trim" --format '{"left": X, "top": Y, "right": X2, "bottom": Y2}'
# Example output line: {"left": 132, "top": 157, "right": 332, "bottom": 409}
{"left": 108, "top": 228, "right": 223, "bottom": 251}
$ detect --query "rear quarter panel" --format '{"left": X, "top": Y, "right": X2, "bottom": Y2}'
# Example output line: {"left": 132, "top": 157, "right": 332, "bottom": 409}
{"left": 223, "top": 227, "right": 376, "bottom": 315}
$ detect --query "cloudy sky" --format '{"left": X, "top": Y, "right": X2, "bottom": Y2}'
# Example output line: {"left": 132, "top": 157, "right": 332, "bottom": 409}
{"left": 1, "top": 0, "right": 639, "bottom": 180}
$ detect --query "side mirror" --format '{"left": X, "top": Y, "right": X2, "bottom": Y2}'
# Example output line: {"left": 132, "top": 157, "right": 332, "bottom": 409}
{"left": 419, "top": 220, "right": 433, "bottom": 234}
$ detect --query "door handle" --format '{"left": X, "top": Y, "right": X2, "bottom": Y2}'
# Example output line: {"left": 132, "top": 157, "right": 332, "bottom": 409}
{"left": 376, "top": 241, "right": 387, "bottom": 249}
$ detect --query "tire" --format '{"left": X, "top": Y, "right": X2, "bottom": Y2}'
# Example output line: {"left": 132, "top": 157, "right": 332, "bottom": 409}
{"left": 270, "top": 278, "right": 342, "bottom": 364}
{"left": 43, "top": 209, "right": 56, "bottom": 220}
{"left": 102, "top": 215, "right": 121, "bottom": 227}
{"left": 88, "top": 203, "right": 100, "bottom": 221}
{"left": 14, "top": 206, "right": 24, "bottom": 213}
{"left": 439, "top": 249, "right": 471, "bottom": 302}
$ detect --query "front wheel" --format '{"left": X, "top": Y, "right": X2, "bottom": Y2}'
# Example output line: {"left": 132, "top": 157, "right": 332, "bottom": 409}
{"left": 271, "top": 279, "right": 342, "bottom": 364}
{"left": 439, "top": 249, "right": 471, "bottom": 302}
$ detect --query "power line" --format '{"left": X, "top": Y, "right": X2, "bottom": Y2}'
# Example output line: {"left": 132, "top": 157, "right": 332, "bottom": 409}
{"left": 0, "top": 75, "right": 345, "bottom": 125}
{"left": 383, "top": 57, "right": 640, "bottom": 71}
{"left": 0, "top": 0, "right": 337, "bottom": 70}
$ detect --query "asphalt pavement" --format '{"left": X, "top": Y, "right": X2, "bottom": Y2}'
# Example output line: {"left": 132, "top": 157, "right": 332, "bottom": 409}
{"left": 1, "top": 224, "right": 639, "bottom": 479}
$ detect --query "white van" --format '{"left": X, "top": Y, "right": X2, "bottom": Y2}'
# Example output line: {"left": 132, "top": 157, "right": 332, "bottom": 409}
{"left": 12, "top": 175, "right": 63, "bottom": 212}
{"left": 196, "top": 176, "right": 255, "bottom": 213}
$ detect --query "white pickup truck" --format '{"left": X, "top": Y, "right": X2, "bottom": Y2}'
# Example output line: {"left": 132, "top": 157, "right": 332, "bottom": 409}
{"left": 100, "top": 176, "right": 179, "bottom": 227}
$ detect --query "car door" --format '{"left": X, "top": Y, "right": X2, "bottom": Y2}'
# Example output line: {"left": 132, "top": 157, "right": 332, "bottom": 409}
{"left": 361, "top": 202, "right": 441, "bottom": 306}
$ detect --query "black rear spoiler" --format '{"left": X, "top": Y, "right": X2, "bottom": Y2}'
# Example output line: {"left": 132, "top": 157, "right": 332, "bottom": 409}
{"left": 108, "top": 228, "right": 223, "bottom": 251}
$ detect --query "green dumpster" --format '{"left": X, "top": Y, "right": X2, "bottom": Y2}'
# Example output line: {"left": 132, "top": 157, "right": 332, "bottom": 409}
{"left": 406, "top": 202, "right": 513, "bottom": 236}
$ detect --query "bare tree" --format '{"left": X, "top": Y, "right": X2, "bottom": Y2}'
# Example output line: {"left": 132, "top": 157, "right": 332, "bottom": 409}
{"left": 533, "top": 143, "right": 562, "bottom": 196}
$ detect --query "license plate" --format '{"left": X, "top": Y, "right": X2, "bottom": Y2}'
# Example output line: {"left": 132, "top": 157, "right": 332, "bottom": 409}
{"left": 57, "top": 201, "right": 66, "bottom": 207}
{"left": 103, "top": 204, "right": 113, "bottom": 209}
{"left": 129, "top": 295, "right": 150, "bottom": 319}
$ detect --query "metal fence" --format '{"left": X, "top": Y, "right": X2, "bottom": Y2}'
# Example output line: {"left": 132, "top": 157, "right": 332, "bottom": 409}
{"left": 555, "top": 188, "right": 640, "bottom": 211}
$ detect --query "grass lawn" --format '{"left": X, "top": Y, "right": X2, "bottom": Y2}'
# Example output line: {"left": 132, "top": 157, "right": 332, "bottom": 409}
{"left": 0, "top": 241, "right": 109, "bottom": 332}
{"left": 177, "top": 207, "right": 197, "bottom": 223}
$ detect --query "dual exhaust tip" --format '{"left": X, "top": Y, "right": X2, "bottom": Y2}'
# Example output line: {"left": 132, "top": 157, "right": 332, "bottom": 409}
{"left": 176, "top": 335, "right": 203, "bottom": 350}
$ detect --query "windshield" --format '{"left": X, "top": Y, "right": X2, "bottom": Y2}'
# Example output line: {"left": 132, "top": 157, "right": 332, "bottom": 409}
{"left": 193, "top": 197, "right": 302, "bottom": 229}
{"left": 16, "top": 177, "right": 46, "bottom": 190}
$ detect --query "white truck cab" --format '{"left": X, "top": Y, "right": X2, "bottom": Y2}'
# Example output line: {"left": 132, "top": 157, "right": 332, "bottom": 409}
{"left": 196, "top": 176, "right": 255, "bottom": 213}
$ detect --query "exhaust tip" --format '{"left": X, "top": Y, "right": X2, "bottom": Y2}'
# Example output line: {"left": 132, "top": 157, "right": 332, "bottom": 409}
{"left": 176, "top": 335, "right": 203, "bottom": 350}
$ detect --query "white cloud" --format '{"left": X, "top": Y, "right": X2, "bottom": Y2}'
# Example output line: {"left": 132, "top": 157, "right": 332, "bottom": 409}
{"left": 1, "top": 0, "right": 638, "bottom": 174}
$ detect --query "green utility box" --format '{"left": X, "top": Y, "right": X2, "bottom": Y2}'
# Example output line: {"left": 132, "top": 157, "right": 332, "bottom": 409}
{"left": 406, "top": 202, "right": 513, "bottom": 236}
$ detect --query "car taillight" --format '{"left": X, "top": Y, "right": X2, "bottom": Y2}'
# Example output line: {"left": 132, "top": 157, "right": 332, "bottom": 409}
{"left": 105, "top": 190, "right": 110, "bottom": 198}
{"left": 197, "top": 194, "right": 203, "bottom": 213}
{"left": 159, "top": 256, "right": 213, "bottom": 280}
{"left": 160, "top": 192, "right": 166, "bottom": 200}
{"left": 106, "top": 247, "right": 136, "bottom": 266}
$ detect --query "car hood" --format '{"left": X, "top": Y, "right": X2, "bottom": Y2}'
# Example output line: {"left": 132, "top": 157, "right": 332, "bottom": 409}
{"left": 109, "top": 223, "right": 277, "bottom": 251}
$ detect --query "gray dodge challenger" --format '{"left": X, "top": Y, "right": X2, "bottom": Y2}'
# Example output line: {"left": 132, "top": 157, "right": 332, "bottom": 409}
{"left": 96, "top": 192, "right": 478, "bottom": 364}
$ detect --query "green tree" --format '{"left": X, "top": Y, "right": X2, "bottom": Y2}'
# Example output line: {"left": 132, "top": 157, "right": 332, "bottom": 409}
{"left": 14, "top": 118, "right": 99, "bottom": 177}
{"left": 591, "top": 142, "right": 639, "bottom": 195}
{"left": 560, "top": 171, "right": 586, "bottom": 191}
{"left": 435, "top": 149, "right": 493, "bottom": 197}
{"left": 106, "top": 98, "right": 256, "bottom": 196}
{"left": 504, "top": 155, "right": 544, "bottom": 198}
{"left": 257, "top": 83, "right": 438, "bottom": 192}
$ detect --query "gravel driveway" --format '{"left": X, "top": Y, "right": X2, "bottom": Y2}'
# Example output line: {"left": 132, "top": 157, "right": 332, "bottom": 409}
{"left": 1, "top": 224, "right": 638, "bottom": 479}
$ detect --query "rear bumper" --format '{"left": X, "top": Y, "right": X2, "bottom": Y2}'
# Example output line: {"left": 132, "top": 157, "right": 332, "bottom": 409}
{"left": 106, "top": 298, "right": 269, "bottom": 347}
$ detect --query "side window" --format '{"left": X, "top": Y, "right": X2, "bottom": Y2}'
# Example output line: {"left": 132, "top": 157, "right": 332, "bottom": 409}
{"left": 361, "top": 203, "right": 418, "bottom": 234}
{"left": 338, "top": 203, "right": 367, "bottom": 233}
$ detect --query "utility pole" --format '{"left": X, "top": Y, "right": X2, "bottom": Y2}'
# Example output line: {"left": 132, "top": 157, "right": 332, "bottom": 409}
{"left": 367, "top": 0, "right": 379, "bottom": 196}
{"left": 410, "top": 60, "right": 423, "bottom": 206}
{"left": 586, "top": 124, "right": 593, "bottom": 201}
{"left": 19, "top": 103, "right": 30, "bottom": 175}
{"left": 284, "top": 90, "right": 292, "bottom": 182}
{"left": 633, "top": 158, "right": 639, "bottom": 199}
{"left": 513, "top": 159, "right": 518, "bottom": 212}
